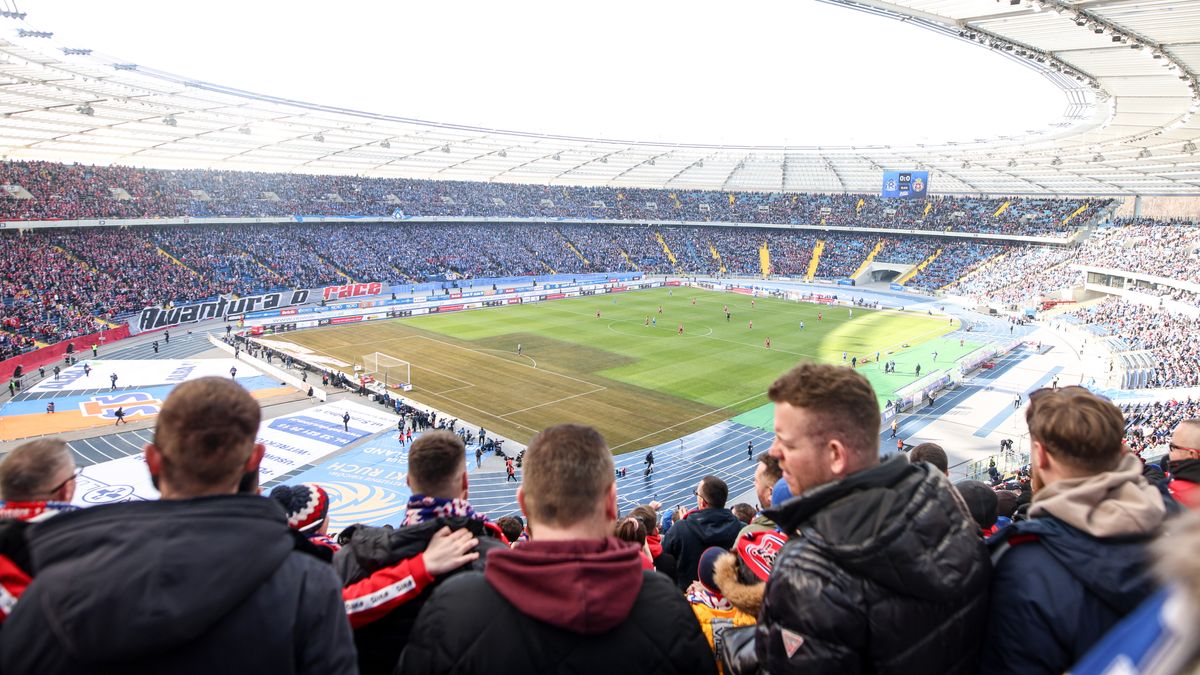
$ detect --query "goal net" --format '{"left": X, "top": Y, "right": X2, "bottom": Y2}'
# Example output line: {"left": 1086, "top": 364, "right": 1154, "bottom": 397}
{"left": 361, "top": 352, "right": 413, "bottom": 391}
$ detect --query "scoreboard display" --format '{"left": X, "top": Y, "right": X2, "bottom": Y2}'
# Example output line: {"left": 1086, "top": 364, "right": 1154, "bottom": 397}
{"left": 881, "top": 170, "right": 930, "bottom": 199}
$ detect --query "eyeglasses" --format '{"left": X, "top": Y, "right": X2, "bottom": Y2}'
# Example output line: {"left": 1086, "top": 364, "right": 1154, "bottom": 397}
{"left": 1169, "top": 443, "right": 1200, "bottom": 455}
{"left": 48, "top": 467, "right": 81, "bottom": 495}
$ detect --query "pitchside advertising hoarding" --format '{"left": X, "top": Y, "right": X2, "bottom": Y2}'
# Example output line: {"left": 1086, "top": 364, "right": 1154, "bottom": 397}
{"left": 134, "top": 282, "right": 390, "bottom": 334}
{"left": 881, "top": 170, "right": 930, "bottom": 199}
{"left": 70, "top": 400, "right": 398, "bottom": 506}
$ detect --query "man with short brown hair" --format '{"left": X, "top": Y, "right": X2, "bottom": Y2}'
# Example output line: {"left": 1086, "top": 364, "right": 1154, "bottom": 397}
{"left": 0, "top": 377, "right": 357, "bottom": 674}
{"left": 981, "top": 386, "right": 1169, "bottom": 674}
{"left": 740, "top": 452, "right": 782, "bottom": 538}
{"left": 401, "top": 423, "right": 716, "bottom": 674}
{"left": 909, "top": 442, "right": 949, "bottom": 475}
{"left": 754, "top": 363, "right": 988, "bottom": 673}
{"left": 336, "top": 429, "right": 503, "bottom": 675}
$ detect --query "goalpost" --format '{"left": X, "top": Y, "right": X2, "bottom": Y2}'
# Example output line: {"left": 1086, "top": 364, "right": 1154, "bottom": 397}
{"left": 362, "top": 352, "right": 413, "bottom": 391}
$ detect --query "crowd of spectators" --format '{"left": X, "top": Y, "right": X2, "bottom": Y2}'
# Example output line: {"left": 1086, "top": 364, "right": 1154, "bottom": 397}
{"left": 1064, "top": 299, "right": 1200, "bottom": 388}
{"left": 0, "top": 184, "right": 1194, "bottom": 363}
{"left": 0, "top": 218, "right": 1081, "bottom": 358}
{"left": 1123, "top": 398, "right": 1199, "bottom": 456}
{"left": 0, "top": 160, "right": 1110, "bottom": 237}
{"left": 1075, "top": 219, "right": 1200, "bottom": 285}
{"left": 939, "top": 218, "right": 1200, "bottom": 304}
{"left": 942, "top": 245, "right": 1081, "bottom": 305}
{"left": 1, "top": 348, "right": 1198, "bottom": 673}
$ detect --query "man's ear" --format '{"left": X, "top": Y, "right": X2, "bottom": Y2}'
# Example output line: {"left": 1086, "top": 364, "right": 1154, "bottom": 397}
{"left": 1033, "top": 440, "right": 1050, "bottom": 470}
{"left": 604, "top": 481, "right": 618, "bottom": 522}
{"left": 827, "top": 438, "right": 851, "bottom": 477}
{"left": 243, "top": 443, "right": 266, "bottom": 472}
{"left": 144, "top": 443, "right": 163, "bottom": 478}
{"left": 516, "top": 485, "right": 531, "bottom": 528}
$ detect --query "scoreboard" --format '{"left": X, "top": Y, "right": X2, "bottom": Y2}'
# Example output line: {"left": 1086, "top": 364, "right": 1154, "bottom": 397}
{"left": 881, "top": 170, "right": 930, "bottom": 199}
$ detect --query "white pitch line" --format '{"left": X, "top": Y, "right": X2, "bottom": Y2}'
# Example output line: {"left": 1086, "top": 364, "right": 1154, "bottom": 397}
{"left": 500, "top": 386, "right": 608, "bottom": 417}
{"left": 408, "top": 336, "right": 599, "bottom": 389}
{"left": 607, "top": 391, "right": 770, "bottom": 451}
{"left": 473, "top": 347, "right": 538, "bottom": 368}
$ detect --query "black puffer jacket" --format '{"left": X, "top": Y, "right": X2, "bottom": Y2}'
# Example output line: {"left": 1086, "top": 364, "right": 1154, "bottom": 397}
{"left": 755, "top": 457, "right": 990, "bottom": 674}
{"left": 334, "top": 517, "right": 508, "bottom": 675}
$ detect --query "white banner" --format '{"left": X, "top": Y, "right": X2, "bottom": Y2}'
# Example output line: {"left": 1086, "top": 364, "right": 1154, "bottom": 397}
{"left": 73, "top": 400, "right": 397, "bottom": 507}
{"left": 32, "top": 359, "right": 262, "bottom": 393}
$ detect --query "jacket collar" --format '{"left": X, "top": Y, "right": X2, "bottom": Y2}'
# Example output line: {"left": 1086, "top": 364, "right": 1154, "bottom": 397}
{"left": 765, "top": 455, "right": 912, "bottom": 533}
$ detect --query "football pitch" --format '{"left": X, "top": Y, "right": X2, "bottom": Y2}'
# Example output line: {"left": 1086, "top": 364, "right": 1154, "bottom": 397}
{"left": 285, "top": 287, "right": 979, "bottom": 452}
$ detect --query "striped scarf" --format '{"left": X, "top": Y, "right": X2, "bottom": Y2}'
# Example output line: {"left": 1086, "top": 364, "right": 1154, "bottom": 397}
{"left": 402, "top": 495, "right": 485, "bottom": 526}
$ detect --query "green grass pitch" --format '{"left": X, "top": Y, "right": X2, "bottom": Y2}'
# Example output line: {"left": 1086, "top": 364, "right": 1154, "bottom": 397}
{"left": 286, "top": 286, "right": 977, "bottom": 452}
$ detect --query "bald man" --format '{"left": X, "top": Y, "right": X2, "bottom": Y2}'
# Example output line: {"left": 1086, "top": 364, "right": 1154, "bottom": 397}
{"left": 1167, "top": 419, "right": 1200, "bottom": 510}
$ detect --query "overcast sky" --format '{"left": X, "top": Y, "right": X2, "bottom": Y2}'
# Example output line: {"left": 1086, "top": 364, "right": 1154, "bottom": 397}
{"left": 22, "top": 0, "right": 1067, "bottom": 146}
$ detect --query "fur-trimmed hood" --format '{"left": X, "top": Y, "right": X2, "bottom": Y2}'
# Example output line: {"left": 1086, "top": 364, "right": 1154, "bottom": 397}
{"left": 712, "top": 552, "right": 764, "bottom": 617}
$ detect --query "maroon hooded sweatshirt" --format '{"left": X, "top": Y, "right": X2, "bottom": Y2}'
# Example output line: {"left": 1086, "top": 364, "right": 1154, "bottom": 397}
{"left": 484, "top": 537, "right": 644, "bottom": 634}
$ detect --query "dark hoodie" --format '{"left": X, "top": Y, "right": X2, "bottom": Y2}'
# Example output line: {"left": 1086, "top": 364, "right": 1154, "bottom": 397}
{"left": 400, "top": 537, "right": 717, "bottom": 675}
{"left": 662, "top": 506, "right": 743, "bottom": 591}
{"left": 755, "top": 456, "right": 989, "bottom": 675}
{"left": 0, "top": 495, "right": 356, "bottom": 675}
{"left": 981, "top": 454, "right": 1166, "bottom": 675}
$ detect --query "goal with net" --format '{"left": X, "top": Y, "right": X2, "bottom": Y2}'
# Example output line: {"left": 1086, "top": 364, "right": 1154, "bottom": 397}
{"left": 362, "top": 352, "right": 413, "bottom": 391}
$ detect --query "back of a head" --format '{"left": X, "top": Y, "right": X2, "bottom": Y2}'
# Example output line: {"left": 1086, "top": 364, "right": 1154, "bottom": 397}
{"left": 768, "top": 363, "right": 881, "bottom": 466}
{"left": 154, "top": 377, "right": 261, "bottom": 496}
{"left": 954, "top": 480, "right": 999, "bottom": 531}
{"left": 629, "top": 505, "right": 658, "bottom": 535}
{"left": 523, "top": 424, "right": 613, "bottom": 528}
{"left": 1026, "top": 386, "right": 1124, "bottom": 474}
{"left": 495, "top": 515, "right": 524, "bottom": 543}
{"left": 731, "top": 503, "right": 756, "bottom": 525}
{"left": 910, "top": 443, "right": 949, "bottom": 475}
{"left": 0, "top": 439, "right": 73, "bottom": 501}
{"left": 700, "top": 475, "right": 729, "bottom": 509}
{"left": 994, "top": 490, "right": 1019, "bottom": 519}
{"left": 408, "top": 430, "right": 466, "bottom": 497}
{"left": 614, "top": 516, "right": 646, "bottom": 546}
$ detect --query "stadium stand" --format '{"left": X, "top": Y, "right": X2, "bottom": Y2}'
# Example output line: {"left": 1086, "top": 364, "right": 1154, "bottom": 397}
{"left": 1062, "top": 299, "right": 1200, "bottom": 388}
{"left": 0, "top": 160, "right": 1111, "bottom": 235}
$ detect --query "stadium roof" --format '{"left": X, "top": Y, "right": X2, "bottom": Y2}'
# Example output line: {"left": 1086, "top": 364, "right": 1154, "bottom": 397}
{"left": 0, "top": 0, "right": 1195, "bottom": 196}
